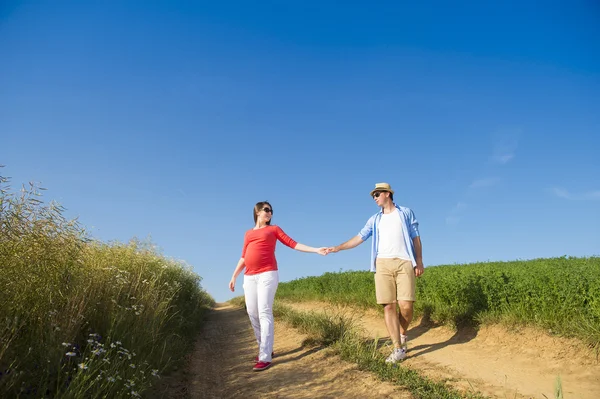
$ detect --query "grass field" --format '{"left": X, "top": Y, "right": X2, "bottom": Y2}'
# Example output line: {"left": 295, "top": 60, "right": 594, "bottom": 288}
{"left": 0, "top": 175, "right": 214, "bottom": 398}
{"left": 276, "top": 256, "right": 600, "bottom": 348}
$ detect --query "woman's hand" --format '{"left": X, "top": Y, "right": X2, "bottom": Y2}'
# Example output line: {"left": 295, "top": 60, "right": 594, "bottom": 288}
{"left": 229, "top": 278, "right": 236, "bottom": 292}
{"left": 316, "top": 247, "right": 328, "bottom": 256}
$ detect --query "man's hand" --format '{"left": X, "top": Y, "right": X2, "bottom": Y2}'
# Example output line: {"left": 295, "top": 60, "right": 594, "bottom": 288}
{"left": 326, "top": 246, "right": 339, "bottom": 254}
{"left": 415, "top": 262, "right": 425, "bottom": 277}
{"left": 325, "top": 236, "right": 363, "bottom": 254}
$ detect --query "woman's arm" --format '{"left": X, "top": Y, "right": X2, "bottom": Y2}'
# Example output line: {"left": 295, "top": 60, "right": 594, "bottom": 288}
{"left": 295, "top": 243, "right": 327, "bottom": 255}
{"left": 229, "top": 258, "right": 246, "bottom": 292}
{"left": 275, "top": 226, "right": 327, "bottom": 255}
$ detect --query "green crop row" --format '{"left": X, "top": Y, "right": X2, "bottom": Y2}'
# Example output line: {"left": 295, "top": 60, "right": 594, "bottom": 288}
{"left": 276, "top": 256, "right": 600, "bottom": 347}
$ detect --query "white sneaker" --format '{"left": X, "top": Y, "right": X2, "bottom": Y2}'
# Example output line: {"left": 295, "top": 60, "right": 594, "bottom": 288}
{"left": 385, "top": 348, "right": 407, "bottom": 363}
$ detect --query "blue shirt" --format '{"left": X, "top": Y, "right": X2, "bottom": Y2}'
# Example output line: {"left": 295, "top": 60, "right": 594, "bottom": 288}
{"left": 358, "top": 204, "right": 420, "bottom": 272}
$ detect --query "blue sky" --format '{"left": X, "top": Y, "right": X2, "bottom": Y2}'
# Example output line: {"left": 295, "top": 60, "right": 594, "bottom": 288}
{"left": 1, "top": 1, "right": 599, "bottom": 302}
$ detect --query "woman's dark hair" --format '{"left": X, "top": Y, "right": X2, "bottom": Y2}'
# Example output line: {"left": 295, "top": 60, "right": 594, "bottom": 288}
{"left": 253, "top": 201, "right": 273, "bottom": 225}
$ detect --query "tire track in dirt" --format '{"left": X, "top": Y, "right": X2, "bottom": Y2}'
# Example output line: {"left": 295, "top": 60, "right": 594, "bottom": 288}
{"left": 283, "top": 300, "right": 600, "bottom": 399}
{"left": 183, "top": 303, "right": 412, "bottom": 399}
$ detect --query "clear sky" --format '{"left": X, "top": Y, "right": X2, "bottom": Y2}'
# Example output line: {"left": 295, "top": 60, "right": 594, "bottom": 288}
{"left": 1, "top": 1, "right": 599, "bottom": 303}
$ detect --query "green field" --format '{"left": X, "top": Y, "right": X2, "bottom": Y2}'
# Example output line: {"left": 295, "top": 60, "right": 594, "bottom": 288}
{"left": 0, "top": 177, "right": 214, "bottom": 398}
{"left": 276, "top": 256, "right": 600, "bottom": 348}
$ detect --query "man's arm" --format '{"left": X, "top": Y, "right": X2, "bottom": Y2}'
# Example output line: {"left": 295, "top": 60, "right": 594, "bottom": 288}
{"left": 412, "top": 236, "right": 424, "bottom": 277}
{"left": 328, "top": 235, "right": 364, "bottom": 253}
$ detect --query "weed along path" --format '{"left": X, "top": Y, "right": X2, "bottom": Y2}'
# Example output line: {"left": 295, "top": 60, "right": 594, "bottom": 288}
{"left": 283, "top": 300, "right": 600, "bottom": 399}
{"left": 185, "top": 303, "right": 411, "bottom": 399}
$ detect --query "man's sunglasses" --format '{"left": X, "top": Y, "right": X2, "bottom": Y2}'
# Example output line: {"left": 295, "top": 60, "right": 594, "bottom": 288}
{"left": 373, "top": 191, "right": 386, "bottom": 198}
{"left": 262, "top": 208, "right": 273, "bottom": 213}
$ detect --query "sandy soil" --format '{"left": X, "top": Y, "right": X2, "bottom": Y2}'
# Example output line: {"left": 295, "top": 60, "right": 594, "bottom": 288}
{"left": 285, "top": 300, "right": 600, "bottom": 399}
{"left": 178, "top": 303, "right": 412, "bottom": 399}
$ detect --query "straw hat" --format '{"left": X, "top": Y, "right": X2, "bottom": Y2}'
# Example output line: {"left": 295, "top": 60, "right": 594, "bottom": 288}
{"left": 369, "top": 182, "right": 394, "bottom": 197}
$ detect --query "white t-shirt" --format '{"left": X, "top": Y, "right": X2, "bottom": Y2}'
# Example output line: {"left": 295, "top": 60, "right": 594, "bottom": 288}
{"left": 376, "top": 210, "right": 410, "bottom": 260}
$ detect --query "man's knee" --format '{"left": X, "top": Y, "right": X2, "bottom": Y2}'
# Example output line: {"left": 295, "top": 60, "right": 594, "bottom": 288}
{"left": 398, "top": 301, "right": 414, "bottom": 313}
{"left": 382, "top": 302, "right": 397, "bottom": 312}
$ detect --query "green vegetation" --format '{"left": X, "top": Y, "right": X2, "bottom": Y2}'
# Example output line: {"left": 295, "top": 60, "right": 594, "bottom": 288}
{"left": 276, "top": 257, "right": 600, "bottom": 348}
{"left": 0, "top": 173, "right": 214, "bottom": 398}
{"left": 274, "top": 303, "right": 487, "bottom": 399}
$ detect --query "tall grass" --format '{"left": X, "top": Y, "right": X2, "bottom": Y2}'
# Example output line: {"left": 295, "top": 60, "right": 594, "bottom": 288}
{"left": 276, "top": 257, "right": 600, "bottom": 347}
{"left": 0, "top": 171, "right": 214, "bottom": 398}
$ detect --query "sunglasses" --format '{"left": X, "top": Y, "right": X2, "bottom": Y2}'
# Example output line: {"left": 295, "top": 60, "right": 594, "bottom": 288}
{"left": 373, "top": 191, "right": 386, "bottom": 198}
{"left": 262, "top": 208, "right": 273, "bottom": 213}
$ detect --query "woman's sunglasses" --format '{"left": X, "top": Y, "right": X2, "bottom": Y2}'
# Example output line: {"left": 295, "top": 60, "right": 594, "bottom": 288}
{"left": 262, "top": 208, "right": 273, "bottom": 213}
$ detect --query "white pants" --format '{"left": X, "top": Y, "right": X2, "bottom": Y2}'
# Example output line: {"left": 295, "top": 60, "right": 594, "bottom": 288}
{"left": 243, "top": 270, "right": 278, "bottom": 362}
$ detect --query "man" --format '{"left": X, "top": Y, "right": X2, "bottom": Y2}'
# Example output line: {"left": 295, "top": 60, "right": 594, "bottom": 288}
{"left": 327, "top": 182, "right": 424, "bottom": 363}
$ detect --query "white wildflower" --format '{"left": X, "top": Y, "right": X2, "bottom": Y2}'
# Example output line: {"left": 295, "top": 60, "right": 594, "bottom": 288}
{"left": 92, "top": 348, "right": 105, "bottom": 356}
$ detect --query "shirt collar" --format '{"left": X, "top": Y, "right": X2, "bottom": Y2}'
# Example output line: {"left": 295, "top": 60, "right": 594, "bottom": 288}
{"left": 377, "top": 203, "right": 400, "bottom": 215}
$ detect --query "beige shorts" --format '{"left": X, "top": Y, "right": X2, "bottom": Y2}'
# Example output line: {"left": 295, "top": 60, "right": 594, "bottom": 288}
{"left": 374, "top": 258, "right": 416, "bottom": 304}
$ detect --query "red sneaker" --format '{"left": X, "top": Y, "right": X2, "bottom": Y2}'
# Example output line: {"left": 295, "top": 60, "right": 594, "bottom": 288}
{"left": 253, "top": 352, "right": 274, "bottom": 362}
{"left": 253, "top": 361, "right": 271, "bottom": 371}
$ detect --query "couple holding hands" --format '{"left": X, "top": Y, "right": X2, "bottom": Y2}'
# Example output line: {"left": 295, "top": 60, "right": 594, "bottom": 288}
{"left": 229, "top": 182, "right": 424, "bottom": 371}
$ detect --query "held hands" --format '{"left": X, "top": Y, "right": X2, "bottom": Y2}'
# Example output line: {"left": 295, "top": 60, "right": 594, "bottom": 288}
{"left": 325, "top": 246, "right": 339, "bottom": 255}
{"left": 316, "top": 247, "right": 329, "bottom": 256}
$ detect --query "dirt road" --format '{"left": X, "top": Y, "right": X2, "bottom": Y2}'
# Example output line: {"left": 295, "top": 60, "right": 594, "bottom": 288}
{"left": 285, "top": 301, "right": 600, "bottom": 399}
{"left": 166, "top": 301, "right": 599, "bottom": 399}
{"left": 184, "top": 303, "right": 411, "bottom": 399}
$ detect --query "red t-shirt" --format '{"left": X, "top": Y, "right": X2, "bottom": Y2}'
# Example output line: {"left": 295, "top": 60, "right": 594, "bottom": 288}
{"left": 241, "top": 225, "right": 298, "bottom": 275}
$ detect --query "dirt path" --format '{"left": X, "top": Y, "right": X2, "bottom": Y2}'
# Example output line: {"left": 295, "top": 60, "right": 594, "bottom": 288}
{"left": 183, "top": 303, "right": 412, "bottom": 399}
{"left": 284, "top": 301, "right": 600, "bottom": 399}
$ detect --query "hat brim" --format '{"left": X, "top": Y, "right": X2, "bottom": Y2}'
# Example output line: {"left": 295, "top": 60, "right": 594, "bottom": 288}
{"left": 370, "top": 188, "right": 394, "bottom": 196}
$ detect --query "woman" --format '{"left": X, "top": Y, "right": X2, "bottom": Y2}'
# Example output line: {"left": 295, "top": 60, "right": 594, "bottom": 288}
{"left": 229, "top": 201, "right": 327, "bottom": 371}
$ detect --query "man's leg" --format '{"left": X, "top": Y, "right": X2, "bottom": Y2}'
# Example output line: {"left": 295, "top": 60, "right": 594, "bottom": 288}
{"left": 396, "top": 260, "right": 417, "bottom": 349}
{"left": 383, "top": 302, "right": 402, "bottom": 349}
{"left": 375, "top": 258, "right": 405, "bottom": 362}
{"left": 398, "top": 300, "right": 414, "bottom": 336}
